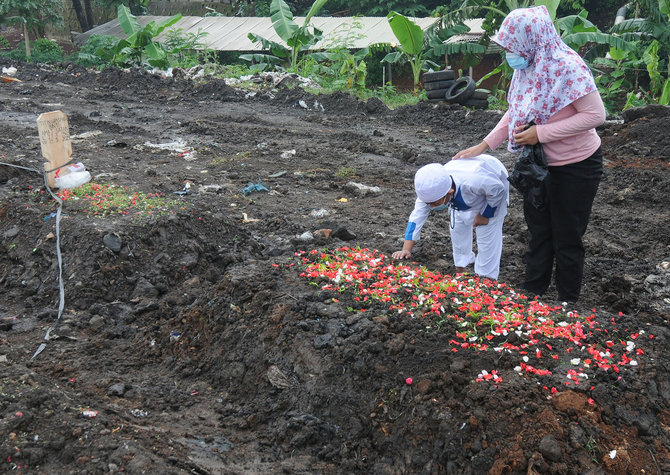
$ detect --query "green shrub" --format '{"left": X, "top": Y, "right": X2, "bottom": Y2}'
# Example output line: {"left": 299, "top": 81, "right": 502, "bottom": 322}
{"left": 30, "top": 38, "right": 65, "bottom": 63}
{"left": 162, "top": 28, "right": 211, "bottom": 68}
{"left": 4, "top": 49, "right": 26, "bottom": 61}
{"left": 32, "top": 38, "right": 63, "bottom": 56}
{"left": 0, "top": 35, "right": 10, "bottom": 50}
{"left": 0, "top": 38, "right": 64, "bottom": 63}
{"left": 74, "top": 34, "right": 120, "bottom": 67}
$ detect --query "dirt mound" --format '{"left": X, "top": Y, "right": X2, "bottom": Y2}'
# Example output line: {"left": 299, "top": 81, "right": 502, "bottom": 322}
{"left": 188, "top": 78, "right": 243, "bottom": 102}
{"left": 394, "top": 102, "right": 505, "bottom": 141}
{"left": 601, "top": 105, "right": 670, "bottom": 162}
{"left": 0, "top": 65, "right": 669, "bottom": 473}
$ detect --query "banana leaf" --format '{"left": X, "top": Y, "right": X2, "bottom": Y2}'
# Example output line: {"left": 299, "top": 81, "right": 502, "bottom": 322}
{"left": 660, "top": 79, "right": 670, "bottom": 105}
{"left": 387, "top": 11, "right": 423, "bottom": 56}
{"left": 562, "top": 31, "right": 634, "bottom": 51}
{"left": 239, "top": 53, "right": 283, "bottom": 65}
{"left": 270, "top": 0, "right": 298, "bottom": 43}
{"left": 247, "top": 33, "right": 290, "bottom": 59}
{"left": 118, "top": 5, "right": 141, "bottom": 36}
{"left": 381, "top": 51, "right": 404, "bottom": 64}
{"left": 303, "top": 0, "right": 328, "bottom": 26}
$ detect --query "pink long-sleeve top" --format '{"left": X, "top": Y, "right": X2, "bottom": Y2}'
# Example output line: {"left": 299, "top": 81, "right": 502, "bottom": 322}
{"left": 483, "top": 91, "right": 606, "bottom": 166}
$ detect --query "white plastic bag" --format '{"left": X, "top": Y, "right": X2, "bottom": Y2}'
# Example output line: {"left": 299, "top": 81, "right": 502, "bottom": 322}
{"left": 54, "top": 162, "right": 91, "bottom": 189}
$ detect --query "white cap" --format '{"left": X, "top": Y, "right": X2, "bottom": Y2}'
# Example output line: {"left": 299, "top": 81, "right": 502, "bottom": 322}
{"left": 414, "top": 163, "right": 451, "bottom": 203}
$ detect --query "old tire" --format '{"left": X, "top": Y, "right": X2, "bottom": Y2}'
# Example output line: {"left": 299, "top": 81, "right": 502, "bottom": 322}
{"left": 424, "top": 79, "right": 455, "bottom": 91}
{"left": 445, "top": 76, "right": 476, "bottom": 104}
{"left": 471, "top": 89, "right": 490, "bottom": 100}
{"left": 462, "top": 98, "right": 489, "bottom": 109}
{"left": 423, "top": 70, "right": 456, "bottom": 82}
{"left": 426, "top": 88, "right": 450, "bottom": 100}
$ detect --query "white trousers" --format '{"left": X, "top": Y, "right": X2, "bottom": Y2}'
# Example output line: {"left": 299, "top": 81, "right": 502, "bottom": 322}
{"left": 449, "top": 204, "right": 507, "bottom": 280}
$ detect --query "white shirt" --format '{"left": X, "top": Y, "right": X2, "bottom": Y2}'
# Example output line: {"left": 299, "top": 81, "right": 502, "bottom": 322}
{"left": 404, "top": 154, "right": 509, "bottom": 241}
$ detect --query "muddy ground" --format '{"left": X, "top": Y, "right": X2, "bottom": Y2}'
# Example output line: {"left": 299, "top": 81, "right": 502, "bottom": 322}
{"left": 0, "top": 62, "right": 669, "bottom": 474}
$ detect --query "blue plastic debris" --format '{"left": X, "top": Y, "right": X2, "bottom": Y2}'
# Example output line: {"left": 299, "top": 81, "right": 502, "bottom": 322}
{"left": 173, "top": 182, "right": 191, "bottom": 195}
{"left": 242, "top": 179, "right": 269, "bottom": 196}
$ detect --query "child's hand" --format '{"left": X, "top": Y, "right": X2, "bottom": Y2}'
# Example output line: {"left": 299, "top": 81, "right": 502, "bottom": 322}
{"left": 474, "top": 214, "right": 489, "bottom": 227}
{"left": 392, "top": 249, "right": 411, "bottom": 259}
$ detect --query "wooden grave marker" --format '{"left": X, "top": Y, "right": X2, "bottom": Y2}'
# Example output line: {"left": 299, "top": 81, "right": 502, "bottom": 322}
{"left": 37, "top": 111, "right": 72, "bottom": 188}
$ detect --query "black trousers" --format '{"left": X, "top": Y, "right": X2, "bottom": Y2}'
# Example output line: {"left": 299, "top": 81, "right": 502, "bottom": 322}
{"left": 522, "top": 147, "right": 603, "bottom": 301}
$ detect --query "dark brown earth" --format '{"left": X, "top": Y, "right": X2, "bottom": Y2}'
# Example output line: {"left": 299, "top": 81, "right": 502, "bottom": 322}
{"left": 1, "top": 61, "right": 669, "bottom": 474}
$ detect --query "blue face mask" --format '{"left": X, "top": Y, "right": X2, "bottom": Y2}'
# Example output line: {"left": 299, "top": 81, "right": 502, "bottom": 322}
{"left": 432, "top": 203, "right": 448, "bottom": 212}
{"left": 506, "top": 52, "right": 530, "bottom": 70}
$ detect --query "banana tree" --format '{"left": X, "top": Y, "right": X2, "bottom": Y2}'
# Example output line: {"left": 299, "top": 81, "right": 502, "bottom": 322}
{"left": 642, "top": 39, "right": 670, "bottom": 103}
{"left": 423, "top": 20, "right": 486, "bottom": 67}
{"left": 243, "top": 0, "right": 329, "bottom": 71}
{"left": 428, "top": 0, "right": 541, "bottom": 70}
{"left": 556, "top": 10, "right": 635, "bottom": 60}
{"left": 382, "top": 11, "right": 440, "bottom": 93}
{"left": 611, "top": 0, "right": 670, "bottom": 77}
{"left": 590, "top": 47, "right": 644, "bottom": 112}
{"left": 94, "top": 5, "right": 181, "bottom": 68}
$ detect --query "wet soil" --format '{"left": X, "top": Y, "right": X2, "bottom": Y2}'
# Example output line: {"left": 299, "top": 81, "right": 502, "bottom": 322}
{"left": 1, "top": 62, "right": 669, "bottom": 474}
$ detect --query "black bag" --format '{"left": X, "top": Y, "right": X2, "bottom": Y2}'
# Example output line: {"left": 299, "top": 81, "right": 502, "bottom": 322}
{"left": 508, "top": 124, "right": 549, "bottom": 209}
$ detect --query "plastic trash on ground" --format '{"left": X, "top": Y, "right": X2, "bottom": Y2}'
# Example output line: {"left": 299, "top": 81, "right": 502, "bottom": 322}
{"left": 54, "top": 162, "right": 91, "bottom": 189}
{"left": 1, "top": 66, "right": 19, "bottom": 83}
{"left": 242, "top": 179, "right": 269, "bottom": 196}
{"left": 173, "top": 182, "right": 191, "bottom": 195}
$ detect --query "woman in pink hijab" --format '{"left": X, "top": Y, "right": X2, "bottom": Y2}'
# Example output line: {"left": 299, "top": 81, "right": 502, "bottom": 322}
{"left": 454, "top": 5, "right": 606, "bottom": 303}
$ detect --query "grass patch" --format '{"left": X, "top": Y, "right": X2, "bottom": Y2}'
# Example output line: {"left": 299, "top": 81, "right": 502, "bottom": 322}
{"left": 335, "top": 167, "right": 357, "bottom": 179}
{"left": 304, "top": 82, "right": 423, "bottom": 109}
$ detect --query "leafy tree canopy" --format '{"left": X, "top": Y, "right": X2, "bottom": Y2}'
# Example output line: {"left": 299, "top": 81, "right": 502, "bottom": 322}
{"left": 315, "top": 0, "right": 454, "bottom": 17}
{"left": 93, "top": 0, "right": 149, "bottom": 15}
{"left": 296, "top": 0, "right": 628, "bottom": 26}
{"left": 0, "top": 0, "right": 63, "bottom": 29}
{"left": 0, "top": 0, "right": 63, "bottom": 57}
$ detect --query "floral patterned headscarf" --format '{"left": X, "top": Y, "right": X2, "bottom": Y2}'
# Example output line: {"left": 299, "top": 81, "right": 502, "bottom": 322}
{"left": 493, "top": 5, "right": 597, "bottom": 151}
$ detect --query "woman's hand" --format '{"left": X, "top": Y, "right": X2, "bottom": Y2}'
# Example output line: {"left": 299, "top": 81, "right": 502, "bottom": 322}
{"left": 512, "top": 124, "right": 539, "bottom": 146}
{"left": 453, "top": 141, "right": 489, "bottom": 159}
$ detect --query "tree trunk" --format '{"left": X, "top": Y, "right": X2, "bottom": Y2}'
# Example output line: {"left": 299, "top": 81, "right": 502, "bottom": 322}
{"left": 84, "top": 0, "right": 95, "bottom": 30}
{"left": 72, "top": 0, "right": 90, "bottom": 31}
{"left": 23, "top": 23, "right": 31, "bottom": 58}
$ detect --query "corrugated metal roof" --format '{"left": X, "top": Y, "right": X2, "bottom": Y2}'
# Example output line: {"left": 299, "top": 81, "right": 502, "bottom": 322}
{"left": 444, "top": 19, "right": 485, "bottom": 44}
{"left": 74, "top": 16, "right": 472, "bottom": 51}
{"left": 445, "top": 18, "right": 501, "bottom": 54}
